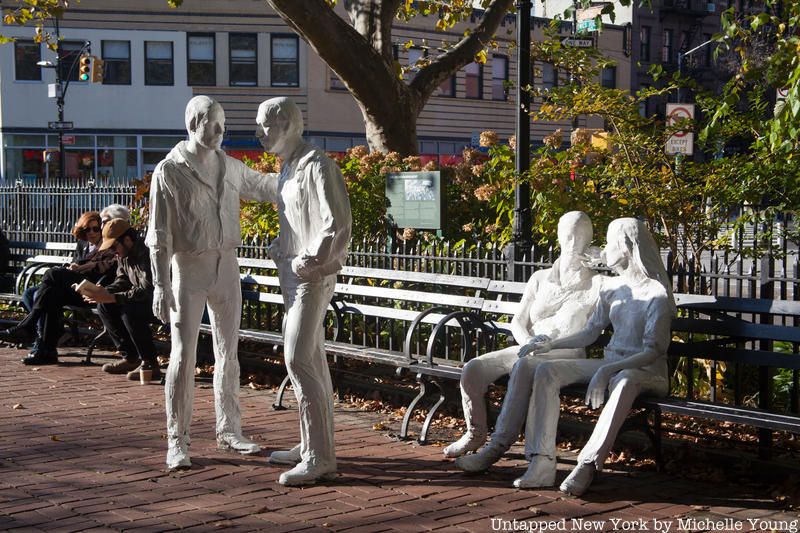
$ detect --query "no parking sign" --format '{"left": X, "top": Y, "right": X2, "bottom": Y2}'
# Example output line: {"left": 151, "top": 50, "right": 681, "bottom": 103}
{"left": 666, "top": 103, "right": 695, "bottom": 156}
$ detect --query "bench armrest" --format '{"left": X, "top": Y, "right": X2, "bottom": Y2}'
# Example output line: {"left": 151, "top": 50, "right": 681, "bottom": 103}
{"left": 425, "top": 310, "right": 487, "bottom": 366}
{"left": 403, "top": 306, "right": 453, "bottom": 363}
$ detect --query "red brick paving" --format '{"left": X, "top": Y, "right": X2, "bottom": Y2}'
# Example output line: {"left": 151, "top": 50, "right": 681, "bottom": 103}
{"left": 1, "top": 346, "right": 799, "bottom": 532}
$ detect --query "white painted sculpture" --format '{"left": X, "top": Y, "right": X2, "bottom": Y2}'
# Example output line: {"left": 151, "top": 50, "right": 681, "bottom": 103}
{"left": 515, "top": 217, "right": 675, "bottom": 496}
{"left": 146, "top": 95, "right": 278, "bottom": 470}
{"left": 256, "top": 97, "right": 352, "bottom": 486}
{"left": 447, "top": 211, "right": 602, "bottom": 465}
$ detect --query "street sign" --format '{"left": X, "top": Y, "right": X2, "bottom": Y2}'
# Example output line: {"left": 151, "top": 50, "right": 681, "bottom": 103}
{"left": 665, "top": 103, "right": 695, "bottom": 156}
{"left": 576, "top": 19, "right": 597, "bottom": 33}
{"left": 48, "top": 121, "right": 74, "bottom": 130}
{"left": 562, "top": 37, "right": 593, "bottom": 48}
{"left": 62, "top": 135, "right": 76, "bottom": 145}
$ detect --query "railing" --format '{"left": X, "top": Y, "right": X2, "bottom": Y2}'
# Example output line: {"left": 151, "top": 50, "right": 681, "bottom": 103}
{"left": 1, "top": 181, "right": 797, "bottom": 299}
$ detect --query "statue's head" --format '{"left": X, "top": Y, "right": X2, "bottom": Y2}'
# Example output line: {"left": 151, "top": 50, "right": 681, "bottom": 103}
{"left": 185, "top": 95, "right": 225, "bottom": 150}
{"left": 256, "top": 97, "right": 304, "bottom": 155}
{"left": 604, "top": 218, "right": 672, "bottom": 302}
{"left": 557, "top": 211, "right": 592, "bottom": 257}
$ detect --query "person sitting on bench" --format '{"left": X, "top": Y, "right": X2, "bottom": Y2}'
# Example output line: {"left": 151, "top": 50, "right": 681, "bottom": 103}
{"left": 80, "top": 218, "right": 161, "bottom": 381}
{"left": 1, "top": 210, "right": 117, "bottom": 365}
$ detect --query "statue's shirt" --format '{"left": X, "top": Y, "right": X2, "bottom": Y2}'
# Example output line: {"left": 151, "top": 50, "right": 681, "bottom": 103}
{"left": 145, "top": 141, "right": 277, "bottom": 254}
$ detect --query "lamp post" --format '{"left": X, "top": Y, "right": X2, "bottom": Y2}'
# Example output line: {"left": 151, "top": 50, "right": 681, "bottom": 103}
{"left": 509, "top": 0, "right": 532, "bottom": 282}
{"left": 676, "top": 37, "right": 716, "bottom": 103}
{"left": 36, "top": 17, "right": 90, "bottom": 180}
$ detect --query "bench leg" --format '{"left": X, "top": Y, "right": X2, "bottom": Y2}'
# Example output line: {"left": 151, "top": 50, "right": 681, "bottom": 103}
{"left": 652, "top": 409, "right": 664, "bottom": 472}
{"left": 419, "top": 379, "right": 446, "bottom": 445}
{"left": 272, "top": 375, "right": 292, "bottom": 411}
{"left": 400, "top": 374, "right": 427, "bottom": 441}
{"left": 84, "top": 327, "right": 107, "bottom": 364}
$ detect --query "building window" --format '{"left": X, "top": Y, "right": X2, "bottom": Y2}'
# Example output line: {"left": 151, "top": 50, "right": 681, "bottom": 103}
{"left": 640, "top": 26, "right": 651, "bottom": 63}
{"left": 662, "top": 29, "right": 674, "bottom": 63}
{"left": 59, "top": 41, "right": 85, "bottom": 82}
{"left": 145, "top": 41, "right": 174, "bottom": 86}
{"left": 438, "top": 75, "right": 456, "bottom": 97}
{"left": 271, "top": 35, "right": 299, "bottom": 87}
{"left": 187, "top": 33, "right": 215, "bottom": 86}
{"left": 465, "top": 62, "right": 483, "bottom": 99}
{"left": 492, "top": 55, "right": 508, "bottom": 100}
{"left": 408, "top": 47, "right": 425, "bottom": 72}
{"left": 230, "top": 33, "right": 257, "bottom": 86}
{"left": 102, "top": 40, "right": 131, "bottom": 85}
{"left": 540, "top": 62, "right": 558, "bottom": 91}
{"left": 14, "top": 40, "right": 41, "bottom": 81}
{"left": 330, "top": 69, "right": 347, "bottom": 91}
{"left": 601, "top": 66, "right": 616, "bottom": 89}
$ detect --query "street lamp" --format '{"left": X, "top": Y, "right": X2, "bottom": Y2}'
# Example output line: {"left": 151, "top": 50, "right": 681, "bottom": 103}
{"left": 676, "top": 37, "right": 719, "bottom": 103}
{"left": 36, "top": 16, "right": 90, "bottom": 180}
{"left": 509, "top": 0, "right": 532, "bottom": 282}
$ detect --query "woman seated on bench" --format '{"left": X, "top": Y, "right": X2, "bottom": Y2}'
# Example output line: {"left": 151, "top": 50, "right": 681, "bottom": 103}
{"left": 0, "top": 209, "right": 119, "bottom": 365}
{"left": 514, "top": 217, "right": 675, "bottom": 496}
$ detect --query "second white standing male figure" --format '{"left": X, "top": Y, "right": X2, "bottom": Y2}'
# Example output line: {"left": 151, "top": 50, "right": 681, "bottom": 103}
{"left": 256, "top": 97, "right": 352, "bottom": 486}
{"left": 147, "top": 96, "right": 278, "bottom": 470}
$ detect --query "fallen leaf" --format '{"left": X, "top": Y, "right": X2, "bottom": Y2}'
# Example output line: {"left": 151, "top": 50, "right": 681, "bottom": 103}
{"left": 49, "top": 435, "right": 60, "bottom": 441}
{"left": 466, "top": 502, "right": 479, "bottom": 507}
{"left": 12, "top": 403, "right": 24, "bottom": 410}
{"left": 528, "top": 507, "right": 544, "bottom": 516}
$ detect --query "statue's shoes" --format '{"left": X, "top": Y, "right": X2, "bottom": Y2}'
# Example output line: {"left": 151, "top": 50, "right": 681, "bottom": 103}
{"left": 269, "top": 444, "right": 301, "bottom": 465}
{"left": 559, "top": 462, "right": 596, "bottom": 497}
{"left": 278, "top": 460, "right": 337, "bottom": 486}
{"left": 443, "top": 431, "right": 487, "bottom": 458}
{"left": 166, "top": 440, "right": 191, "bottom": 471}
{"left": 454, "top": 445, "right": 504, "bottom": 473}
{"left": 217, "top": 432, "right": 261, "bottom": 455}
{"left": 513, "top": 455, "right": 557, "bottom": 489}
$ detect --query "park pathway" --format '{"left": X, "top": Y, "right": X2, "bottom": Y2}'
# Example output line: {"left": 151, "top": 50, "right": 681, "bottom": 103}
{"left": 0, "top": 346, "right": 798, "bottom": 532}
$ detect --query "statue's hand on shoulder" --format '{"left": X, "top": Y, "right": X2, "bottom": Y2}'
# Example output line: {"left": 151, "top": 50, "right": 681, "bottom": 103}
{"left": 517, "top": 334, "right": 552, "bottom": 358}
{"left": 153, "top": 285, "right": 176, "bottom": 324}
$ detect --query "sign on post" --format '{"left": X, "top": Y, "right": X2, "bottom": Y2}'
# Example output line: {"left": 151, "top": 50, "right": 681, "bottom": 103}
{"left": 62, "top": 135, "right": 76, "bottom": 145}
{"left": 561, "top": 37, "right": 593, "bottom": 48}
{"left": 665, "top": 103, "right": 694, "bottom": 156}
{"left": 576, "top": 19, "right": 597, "bottom": 33}
{"left": 385, "top": 171, "right": 444, "bottom": 230}
{"left": 48, "top": 121, "right": 74, "bottom": 130}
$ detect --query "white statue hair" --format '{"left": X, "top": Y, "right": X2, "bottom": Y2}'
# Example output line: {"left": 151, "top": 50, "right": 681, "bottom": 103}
{"left": 558, "top": 210, "right": 592, "bottom": 241}
{"left": 184, "top": 95, "right": 222, "bottom": 133}
{"left": 607, "top": 217, "right": 675, "bottom": 314}
{"left": 101, "top": 203, "right": 130, "bottom": 222}
{"left": 258, "top": 97, "right": 304, "bottom": 138}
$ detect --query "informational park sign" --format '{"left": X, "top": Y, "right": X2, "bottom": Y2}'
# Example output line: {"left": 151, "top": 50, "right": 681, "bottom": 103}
{"left": 385, "top": 171, "right": 444, "bottom": 230}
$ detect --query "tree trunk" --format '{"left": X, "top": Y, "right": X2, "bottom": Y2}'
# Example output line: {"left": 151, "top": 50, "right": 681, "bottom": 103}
{"left": 266, "top": 0, "right": 515, "bottom": 155}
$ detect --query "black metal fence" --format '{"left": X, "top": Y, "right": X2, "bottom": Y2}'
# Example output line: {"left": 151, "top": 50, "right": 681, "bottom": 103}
{"left": 2, "top": 181, "right": 798, "bottom": 299}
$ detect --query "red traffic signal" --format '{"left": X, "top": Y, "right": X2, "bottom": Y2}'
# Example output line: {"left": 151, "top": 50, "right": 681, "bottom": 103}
{"left": 78, "top": 54, "right": 91, "bottom": 81}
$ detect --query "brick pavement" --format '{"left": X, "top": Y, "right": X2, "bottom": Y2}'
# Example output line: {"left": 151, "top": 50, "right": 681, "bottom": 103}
{"left": 0, "top": 345, "right": 798, "bottom": 532}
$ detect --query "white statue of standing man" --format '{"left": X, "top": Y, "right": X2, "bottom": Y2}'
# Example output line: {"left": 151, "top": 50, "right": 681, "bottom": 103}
{"left": 256, "top": 97, "right": 352, "bottom": 486}
{"left": 146, "top": 95, "right": 278, "bottom": 470}
{"left": 445, "top": 211, "right": 602, "bottom": 463}
{"left": 516, "top": 218, "right": 675, "bottom": 495}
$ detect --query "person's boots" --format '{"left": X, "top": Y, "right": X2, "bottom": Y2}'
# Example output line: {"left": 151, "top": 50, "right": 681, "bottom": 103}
{"left": 20, "top": 338, "right": 58, "bottom": 365}
{"left": 0, "top": 324, "right": 36, "bottom": 346}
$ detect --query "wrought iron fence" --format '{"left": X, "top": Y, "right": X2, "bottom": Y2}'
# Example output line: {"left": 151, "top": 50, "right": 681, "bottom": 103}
{"left": 1, "top": 180, "right": 797, "bottom": 299}
{"left": 0, "top": 179, "right": 140, "bottom": 242}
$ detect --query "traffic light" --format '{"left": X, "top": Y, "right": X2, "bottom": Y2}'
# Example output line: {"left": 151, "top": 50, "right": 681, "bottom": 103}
{"left": 79, "top": 54, "right": 91, "bottom": 81}
{"left": 91, "top": 57, "right": 104, "bottom": 83}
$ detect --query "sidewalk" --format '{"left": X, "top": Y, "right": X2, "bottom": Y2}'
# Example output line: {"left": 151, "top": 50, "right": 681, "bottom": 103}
{"left": 0, "top": 345, "right": 798, "bottom": 533}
